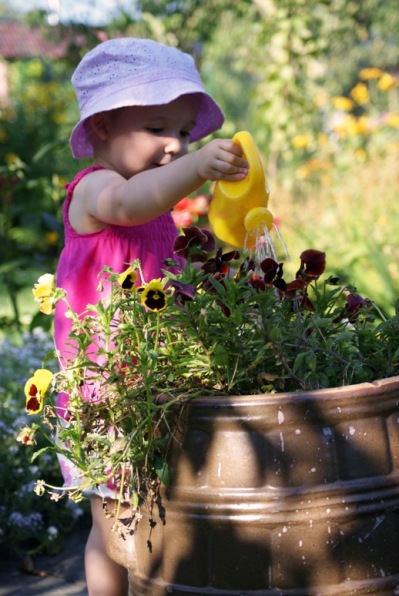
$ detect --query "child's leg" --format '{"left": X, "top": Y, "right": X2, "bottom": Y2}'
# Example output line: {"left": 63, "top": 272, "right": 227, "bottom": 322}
{"left": 85, "top": 495, "right": 129, "bottom": 596}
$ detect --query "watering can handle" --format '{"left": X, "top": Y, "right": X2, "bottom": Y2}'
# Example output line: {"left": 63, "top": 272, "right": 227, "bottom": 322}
{"left": 208, "top": 131, "right": 272, "bottom": 248}
{"left": 214, "top": 131, "right": 268, "bottom": 200}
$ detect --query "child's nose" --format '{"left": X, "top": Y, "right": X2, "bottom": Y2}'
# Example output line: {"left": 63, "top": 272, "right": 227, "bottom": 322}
{"left": 164, "top": 134, "right": 183, "bottom": 155}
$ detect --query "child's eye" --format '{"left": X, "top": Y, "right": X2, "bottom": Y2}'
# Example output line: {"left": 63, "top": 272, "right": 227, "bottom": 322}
{"left": 180, "top": 130, "right": 191, "bottom": 139}
{"left": 146, "top": 127, "right": 164, "bottom": 134}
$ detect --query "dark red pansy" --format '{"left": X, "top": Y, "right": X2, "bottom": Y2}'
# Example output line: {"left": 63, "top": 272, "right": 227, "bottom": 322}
{"left": 297, "top": 249, "right": 326, "bottom": 279}
{"left": 174, "top": 226, "right": 216, "bottom": 262}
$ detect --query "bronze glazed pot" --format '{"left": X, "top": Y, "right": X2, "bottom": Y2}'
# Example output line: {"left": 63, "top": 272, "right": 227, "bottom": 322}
{"left": 108, "top": 376, "right": 399, "bottom": 595}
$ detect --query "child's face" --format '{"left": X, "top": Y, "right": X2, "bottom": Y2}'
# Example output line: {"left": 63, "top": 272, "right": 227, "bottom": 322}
{"left": 99, "top": 95, "right": 200, "bottom": 179}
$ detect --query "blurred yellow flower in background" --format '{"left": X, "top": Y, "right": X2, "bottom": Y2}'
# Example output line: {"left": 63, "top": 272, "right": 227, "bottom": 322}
{"left": 378, "top": 73, "right": 396, "bottom": 91}
{"left": 314, "top": 89, "right": 330, "bottom": 108}
{"left": 359, "top": 68, "right": 383, "bottom": 80}
{"left": 350, "top": 83, "right": 370, "bottom": 105}
{"left": 5, "top": 152, "right": 19, "bottom": 165}
{"left": 385, "top": 113, "right": 399, "bottom": 128}
{"left": 354, "top": 148, "right": 367, "bottom": 162}
{"left": 291, "top": 134, "right": 311, "bottom": 149}
{"left": 45, "top": 231, "right": 59, "bottom": 245}
{"left": 332, "top": 96, "right": 354, "bottom": 111}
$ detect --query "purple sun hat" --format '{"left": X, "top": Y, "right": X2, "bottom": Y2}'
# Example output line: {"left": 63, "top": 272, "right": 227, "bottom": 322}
{"left": 69, "top": 38, "right": 225, "bottom": 159}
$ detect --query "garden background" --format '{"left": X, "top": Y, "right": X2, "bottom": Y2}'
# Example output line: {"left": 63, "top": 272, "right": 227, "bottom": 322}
{"left": 0, "top": 0, "right": 398, "bottom": 561}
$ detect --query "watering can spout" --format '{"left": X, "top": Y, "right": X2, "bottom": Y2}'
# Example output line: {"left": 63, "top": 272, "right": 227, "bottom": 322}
{"left": 208, "top": 131, "right": 273, "bottom": 249}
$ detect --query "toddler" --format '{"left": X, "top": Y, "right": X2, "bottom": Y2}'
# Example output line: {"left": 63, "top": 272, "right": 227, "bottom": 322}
{"left": 54, "top": 37, "right": 248, "bottom": 595}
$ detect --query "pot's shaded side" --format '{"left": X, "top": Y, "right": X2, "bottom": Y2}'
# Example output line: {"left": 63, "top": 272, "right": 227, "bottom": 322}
{"left": 109, "top": 376, "right": 399, "bottom": 595}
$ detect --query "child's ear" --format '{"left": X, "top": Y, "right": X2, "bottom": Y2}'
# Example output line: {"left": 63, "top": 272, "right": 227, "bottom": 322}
{"left": 89, "top": 112, "right": 110, "bottom": 140}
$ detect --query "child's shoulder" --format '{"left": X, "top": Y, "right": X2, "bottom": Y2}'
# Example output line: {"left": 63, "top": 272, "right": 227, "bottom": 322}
{"left": 67, "top": 167, "right": 117, "bottom": 234}
{"left": 69, "top": 166, "right": 121, "bottom": 199}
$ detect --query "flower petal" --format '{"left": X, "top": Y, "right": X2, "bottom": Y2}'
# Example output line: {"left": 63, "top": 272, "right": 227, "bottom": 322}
{"left": 32, "top": 273, "right": 54, "bottom": 298}
{"left": 140, "top": 280, "right": 168, "bottom": 312}
{"left": 118, "top": 267, "right": 139, "bottom": 291}
{"left": 297, "top": 250, "right": 326, "bottom": 279}
{"left": 173, "top": 226, "right": 216, "bottom": 261}
{"left": 24, "top": 369, "right": 53, "bottom": 414}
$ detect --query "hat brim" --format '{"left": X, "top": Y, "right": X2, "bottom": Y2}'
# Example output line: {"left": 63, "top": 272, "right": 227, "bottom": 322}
{"left": 69, "top": 83, "right": 224, "bottom": 159}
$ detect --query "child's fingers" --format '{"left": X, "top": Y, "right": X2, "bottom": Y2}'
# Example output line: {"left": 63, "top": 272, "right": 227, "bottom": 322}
{"left": 199, "top": 139, "right": 249, "bottom": 180}
{"left": 221, "top": 143, "right": 249, "bottom": 169}
{"left": 211, "top": 160, "right": 248, "bottom": 181}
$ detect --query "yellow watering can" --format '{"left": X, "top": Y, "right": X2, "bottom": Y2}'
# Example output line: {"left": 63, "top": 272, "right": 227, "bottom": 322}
{"left": 208, "top": 131, "right": 274, "bottom": 249}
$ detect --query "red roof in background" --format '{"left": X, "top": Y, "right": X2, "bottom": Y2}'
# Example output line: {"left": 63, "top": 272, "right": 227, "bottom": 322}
{"left": 0, "top": 21, "right": 68, "bottom": 59}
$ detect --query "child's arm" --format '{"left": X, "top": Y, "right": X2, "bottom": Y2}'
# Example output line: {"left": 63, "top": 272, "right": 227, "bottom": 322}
{"left": 72, "top": 139, "right": 248, "bottom": 230}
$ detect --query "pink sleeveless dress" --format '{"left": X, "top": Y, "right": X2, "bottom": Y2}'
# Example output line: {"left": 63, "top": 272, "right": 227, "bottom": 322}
{"left": 54, "top": 166, "right": 180, "bottom": 495}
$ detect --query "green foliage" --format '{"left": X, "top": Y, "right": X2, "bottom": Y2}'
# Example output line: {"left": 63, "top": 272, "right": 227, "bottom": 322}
{"left": 0, "top": 55, "right": 79, "bottom": 330}
{"left": 25, "top": 228, "right": 399, "bottom": 511}
{"left": 1, "top": 2, "right": 397, "bottom": 328}
{"left": 277, "top": 148, "right": 399, "bottom": 318}
{"left": 0, "top": 330, "right": 86, "bottom": 557}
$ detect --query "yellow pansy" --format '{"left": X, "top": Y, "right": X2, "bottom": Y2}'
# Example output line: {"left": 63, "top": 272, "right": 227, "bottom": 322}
{"left": 24, "top": 369, "right": 53, "bottom": 415}
{"left": 118, "top": 266, "right": 139, "bottom": 291}
{"left": 32, "top": 273, "right": 55, "bottom": 315}
{"left": 138, "top": 279, "right": 168, "bottom": 312}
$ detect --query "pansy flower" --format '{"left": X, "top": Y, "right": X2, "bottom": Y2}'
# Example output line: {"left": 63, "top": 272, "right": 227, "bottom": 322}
{"left": 173, "top": 225, "right": 215, "bottom": 262}
{"left": 118, "top": 266, "right": 139, "bottom": 292}
{"left": 169, "top": 280, "right": 196, "bottom": 305}
{"left": 138, "top": 279, "right": 168, "bottom": 312}
{"left": 344, "top": 293, "right": 369, "bottom": 322}
{"left": 296, "top": 250, "right": 326, "bottom": 280}
{"left": 16, "top": 426, "right": 37, "bottom": 446}
{"left": 24, "top": 369, "right": 53, "bottom": 414}
{"left": 201, "top": 246, "right": 240, "bottom": 276}
{"left": 284, "top": 278, "right": 315, "bottom": 311}
{"left": 260, "top": 258, "right": 286, "bottom": 291}
{"left": 260, "top": 258, "right": 281, "bottom": 284}
{"left": 248, "top": 272, "right": 266, "bottom": 291}
{"left": 234, "top": 256, "right": 256, "bottom": 281}
{"left": 32, "top": 273, "right": 55, "bottom": 315}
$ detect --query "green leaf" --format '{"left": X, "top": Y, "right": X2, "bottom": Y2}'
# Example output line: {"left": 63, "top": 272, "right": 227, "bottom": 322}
{"left": 155, "top": 457, "right": 170, "bottom": 486}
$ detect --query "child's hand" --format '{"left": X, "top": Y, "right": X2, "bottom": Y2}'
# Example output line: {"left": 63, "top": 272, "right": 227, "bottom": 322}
{"left": 196, "top": 139, "right": 249, "bottom": 181}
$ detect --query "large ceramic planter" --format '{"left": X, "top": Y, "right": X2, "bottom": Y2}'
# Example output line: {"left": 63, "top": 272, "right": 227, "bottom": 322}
{"left": 108, "top": 376, "right": 399, "bottom": 595}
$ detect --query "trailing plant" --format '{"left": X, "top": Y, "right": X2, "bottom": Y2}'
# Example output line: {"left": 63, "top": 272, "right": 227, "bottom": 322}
{"left": 21, "top": 225, "right": 399, "bottom": 520}
{"left": 0, "top": 330, "right": 85, "bottom": 559}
